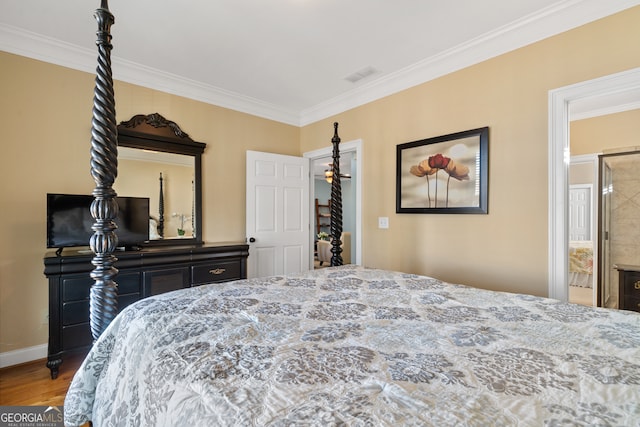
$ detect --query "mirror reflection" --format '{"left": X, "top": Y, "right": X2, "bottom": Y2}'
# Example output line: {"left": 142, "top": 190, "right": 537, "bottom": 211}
{"left": 115, "top": 146, "right": 195, "bottom": 240}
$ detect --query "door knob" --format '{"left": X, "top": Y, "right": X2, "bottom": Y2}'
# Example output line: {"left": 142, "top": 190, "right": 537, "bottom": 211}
{"left": 249, "top": 237, "right": 256, "bottom": 243}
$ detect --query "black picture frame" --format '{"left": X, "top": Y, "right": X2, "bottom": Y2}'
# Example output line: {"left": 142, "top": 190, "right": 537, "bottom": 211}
{"left": 396, "top": 127, "right": 488, "bottom": 214}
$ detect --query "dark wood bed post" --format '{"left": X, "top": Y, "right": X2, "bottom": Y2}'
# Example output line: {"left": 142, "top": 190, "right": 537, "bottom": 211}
{"left": 88, "top": 0, "right": 119, "bottom": 341}
{"left": 158, "top": 172, "right": 165, "bottom": 237}
{"left": 330, "top": 122, "right": 343, "bottom": 266}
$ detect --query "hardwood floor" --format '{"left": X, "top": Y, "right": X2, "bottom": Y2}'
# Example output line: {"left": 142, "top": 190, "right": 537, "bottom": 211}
{"left": 569, "top": 285, "right": 594, "bottom": 306}
{"left": 0, "top": 352, "right": 85, "bottom": 406}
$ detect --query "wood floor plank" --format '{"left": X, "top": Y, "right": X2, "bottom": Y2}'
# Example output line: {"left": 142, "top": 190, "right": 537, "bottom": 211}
{"left": 0, "top": 353, "right": 84, "bottom": 406}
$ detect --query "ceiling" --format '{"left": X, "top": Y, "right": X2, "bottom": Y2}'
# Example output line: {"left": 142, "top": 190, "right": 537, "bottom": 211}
{"left": 1, "top": 0, "right": 639, "bottom": 126}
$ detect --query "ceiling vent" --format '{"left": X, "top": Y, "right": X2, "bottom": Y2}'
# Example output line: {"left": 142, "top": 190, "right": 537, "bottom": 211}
{"left": 344, "top": 66, "right": 378, "bottom": 83}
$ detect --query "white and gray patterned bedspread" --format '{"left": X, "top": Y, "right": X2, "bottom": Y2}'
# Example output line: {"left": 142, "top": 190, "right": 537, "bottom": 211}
{"left": 64, "top": 266, "right": 640, "bottom": 426}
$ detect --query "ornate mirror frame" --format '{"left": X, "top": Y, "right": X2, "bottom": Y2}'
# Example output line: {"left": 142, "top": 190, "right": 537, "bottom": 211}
{"left": 117, "top": 113, "right": 206, "bottom": 246}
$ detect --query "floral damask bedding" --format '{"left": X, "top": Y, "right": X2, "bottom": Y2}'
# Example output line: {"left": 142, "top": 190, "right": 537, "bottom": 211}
{"left": 64, "top": 266, "right": 640, "bottom": 426}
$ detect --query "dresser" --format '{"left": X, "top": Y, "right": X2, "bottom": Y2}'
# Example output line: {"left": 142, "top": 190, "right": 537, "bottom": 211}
{"left": 44, "top": 242, "right": 249, "bottom": 378}
{"left": 616, "top": 264, "right": 640, "bottom": 313}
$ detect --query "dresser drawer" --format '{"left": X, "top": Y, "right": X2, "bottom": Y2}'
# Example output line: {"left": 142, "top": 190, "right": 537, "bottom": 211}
{"left": 621, "top": 295, "right": 640, "bottom": 312}
{"left": 62, "top": 323, "right": 92, "bottom": 350}
{"left": 62, "top": 293, "right": 141, "bottom": 326}
{"left": 621, "top": 271, "right": 640, "bottom": 297}
{"left": 61, "top": 275, "right": 92, "bottom": 302}
{"left": 62, "top": 301, "right": 89, "bottom": 326}
{"left": 192, "top": 260, "right": 241, "bottom": 285}
{"left": 118, "top": 272, "right": 142, "bottom": 294}
{"left": 62, "top": 272, "right": 141, "bottom": 302}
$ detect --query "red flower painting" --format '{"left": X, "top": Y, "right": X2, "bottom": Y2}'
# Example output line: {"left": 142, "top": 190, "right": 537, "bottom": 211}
{"left": 410, "top": 154, "right": 469, "bottom": 207}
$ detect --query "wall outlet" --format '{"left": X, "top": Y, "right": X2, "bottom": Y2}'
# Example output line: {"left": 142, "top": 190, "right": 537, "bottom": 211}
{"left": 378, "top": 217, "right": 389, "bottom": 229}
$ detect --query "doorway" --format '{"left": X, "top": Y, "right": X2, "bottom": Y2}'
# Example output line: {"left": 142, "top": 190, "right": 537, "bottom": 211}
{"left": 548, "top": 66, "right": 640, "bottom": 302}
{"left": 304, "top": 139, "right": 363, "bottom": 268}
{"left": 568, "top": 155, "right": 598, "bottom": 307}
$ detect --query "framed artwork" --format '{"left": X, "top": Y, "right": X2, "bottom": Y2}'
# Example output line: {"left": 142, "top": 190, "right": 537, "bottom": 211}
{"left": 396, "top": 127, "right": 488, "bottom": 214}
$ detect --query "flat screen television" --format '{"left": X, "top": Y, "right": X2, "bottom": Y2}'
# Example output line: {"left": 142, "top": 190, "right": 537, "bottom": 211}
{"left": 46, "top": 193, "right": 150, "bottom": 250}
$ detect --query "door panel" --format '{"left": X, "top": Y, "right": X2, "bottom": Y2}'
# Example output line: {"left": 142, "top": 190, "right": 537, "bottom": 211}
{"left": 283, "top": 245, "right": 303, "bottom": 275}
{"left": 247, "top": 151, "right": 310, "bottom": 278}
{"left": 255, "top": 186, "right": 276, "bottom": 232}
{"left": 283, "top": 187, "right": 303, "bottom": 231}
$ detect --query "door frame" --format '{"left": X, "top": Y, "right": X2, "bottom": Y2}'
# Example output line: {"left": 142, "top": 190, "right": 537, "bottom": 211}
{"left": 548, "top": 66, "right": 640, "bottom": 301}
{"left": 304, "top": 139, "right": 363, "bottom": 268}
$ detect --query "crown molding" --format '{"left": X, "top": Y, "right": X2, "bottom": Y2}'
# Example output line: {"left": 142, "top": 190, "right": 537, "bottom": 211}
{"left": 299, "top": 0, "right": 640, "bottom": 125}
{"left": 112, "top": 56, "right": 301, "bottom": 126}
{"left": 0, "top": 24, "right": 96, "bottom": 74}
{"left": 0, "top": 23, "right": 300, "bottom": 126}
{"left": 2, "top": 0, "right": 639, "bottom": 127}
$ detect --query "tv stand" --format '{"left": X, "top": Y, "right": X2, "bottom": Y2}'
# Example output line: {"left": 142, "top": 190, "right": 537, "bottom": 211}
{"left": 43, "top": 242, "right": 249, "bottom": 379}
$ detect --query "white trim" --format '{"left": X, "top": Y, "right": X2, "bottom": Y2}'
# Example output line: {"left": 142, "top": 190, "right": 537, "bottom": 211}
{"left": 0, "top": 24, "right": 300, "bottom": 127}
{"left": 548, "top": 67, "right": 640, "bottom": 301}
{"left": 570, "top": 153, "right": 600, "bottom": 164}
{"left": 571, "top": 100, "right": 640, "bottom": 121}
{"left": 0, "top": 344, "right": 47, "bottom": 368}
{"left": 302, "top": 1, "right": 640, "bottom": 125}
{"left": 2, "top": 1, "right": 639, "bottom": 126}
{"left": 304, "top": 139, "right": 363, "bottom": 268}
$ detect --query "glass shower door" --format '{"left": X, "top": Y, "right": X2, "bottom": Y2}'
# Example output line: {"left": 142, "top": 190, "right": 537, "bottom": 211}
{"left": 598, "top": 159, "right": 613, "bottom": 307}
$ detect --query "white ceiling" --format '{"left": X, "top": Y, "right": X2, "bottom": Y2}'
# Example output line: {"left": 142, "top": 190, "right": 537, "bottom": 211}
{"left": 1, "top": 0, "right": 639, "bottom": 126}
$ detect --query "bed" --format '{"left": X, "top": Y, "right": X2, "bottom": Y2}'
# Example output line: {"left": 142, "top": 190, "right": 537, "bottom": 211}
{"left": 569, "top": 241, "right": 594, "bottom": 288}
{"left": 65, "top": 2, "right": 640, "bottom": 425}
{"left": 64, "top": 265, "right": 640, "bottom": 425}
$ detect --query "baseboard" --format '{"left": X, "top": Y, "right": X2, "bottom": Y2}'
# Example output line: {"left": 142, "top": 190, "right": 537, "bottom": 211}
{"left": 0, "top": 344, "right": 47, "bottom": 368}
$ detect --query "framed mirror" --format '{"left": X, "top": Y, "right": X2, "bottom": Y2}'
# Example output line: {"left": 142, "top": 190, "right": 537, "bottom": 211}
{"left": 115, "top": 113, "right": 206, "bottom": 245}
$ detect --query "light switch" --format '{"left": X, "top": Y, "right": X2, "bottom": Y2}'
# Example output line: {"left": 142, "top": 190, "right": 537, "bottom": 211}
{"left": 378, "top": 217, "right": 389, "bottom": 229}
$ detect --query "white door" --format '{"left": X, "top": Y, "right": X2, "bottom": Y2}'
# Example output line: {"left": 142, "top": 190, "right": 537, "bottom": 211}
{"left": 246, "top": 151, "right": 310, "bottom": 278}
{"left": 569, "top": 185, "right": 591, "bottom": 240}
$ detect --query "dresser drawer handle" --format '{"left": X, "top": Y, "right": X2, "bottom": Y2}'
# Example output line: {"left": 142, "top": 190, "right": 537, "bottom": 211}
{"left": 634, "top": 280, "right": 640, "bottom": 290}
{"left": 209, "top": 268, "right": 226, "bottom": 275}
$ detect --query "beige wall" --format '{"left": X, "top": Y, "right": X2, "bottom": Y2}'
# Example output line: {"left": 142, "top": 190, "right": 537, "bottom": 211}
{"left": 571, "top": 109, "right": 640, "bottom": 156}
{"left": 300, "top": 6, "right": 640, "bottom": 294}
{"left": 569, "top": 109, "right": 640, "bottom": 193}
{"left": 1, "top": 6, "right": 640, "bottom": 357}
{"left": 569, "top": 109, "right": 640, "bottom": 192}
{"left": 0, "top": 54, "right": 299, "bottom": 354}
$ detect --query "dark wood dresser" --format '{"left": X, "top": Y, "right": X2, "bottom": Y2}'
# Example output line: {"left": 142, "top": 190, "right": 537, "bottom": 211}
{"left": 616, "top": 264, "right": 640, "bottom": 313}
{"left": 43, "top": 242, "right": 249, "bottom": 378}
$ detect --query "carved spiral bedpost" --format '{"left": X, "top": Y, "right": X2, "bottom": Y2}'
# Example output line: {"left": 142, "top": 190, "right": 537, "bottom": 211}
{"left": 158, "top": 172, "right": 164, "bottom": 237}
{"left": 330, "top": 122, "right": 343, "bottom": 266}
{"left": 192, "top": 179, "right": 196, "bottom": 237}
{"left": 89, "top": 0, "right": 119, "bottom": 341}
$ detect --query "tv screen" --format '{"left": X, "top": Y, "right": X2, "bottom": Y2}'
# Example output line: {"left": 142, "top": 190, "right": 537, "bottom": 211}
{"left": 46, "top": 194, "right": 150, "bottom": 249}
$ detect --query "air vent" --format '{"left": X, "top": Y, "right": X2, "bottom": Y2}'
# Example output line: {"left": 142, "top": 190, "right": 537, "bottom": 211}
{"left": 344, "top": 66, "right": 378, "bottom": 83}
